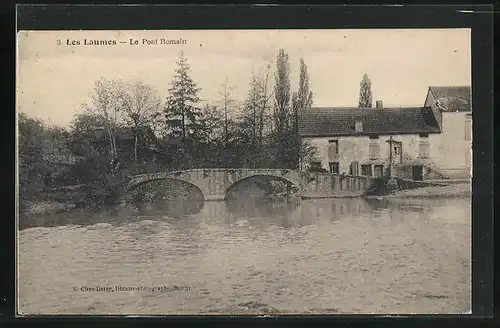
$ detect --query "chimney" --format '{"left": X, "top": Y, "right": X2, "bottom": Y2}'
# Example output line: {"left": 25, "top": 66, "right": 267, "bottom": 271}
{"left": 376, "top": 100, "right": 383, "bottom": 109}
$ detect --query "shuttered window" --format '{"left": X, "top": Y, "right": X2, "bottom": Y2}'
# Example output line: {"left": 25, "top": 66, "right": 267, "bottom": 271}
{"left": 329, "top": 162, "right": 340, "bottom": 174}
{"left": 419, "top": 137, "right": 430, "bottom": 159}
{"left": 369, "top": 141, "right": 380, "bottom": 160}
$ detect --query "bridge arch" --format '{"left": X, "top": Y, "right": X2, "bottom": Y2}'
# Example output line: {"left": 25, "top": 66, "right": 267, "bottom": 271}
{"left": 126, "top": 177, "right": 205, "bottom": 201}
{"left": 224, "top": 174, "right": 299, "bottom": 201}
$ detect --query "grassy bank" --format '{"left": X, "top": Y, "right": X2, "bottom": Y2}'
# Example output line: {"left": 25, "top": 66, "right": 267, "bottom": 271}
{"left": 365, "top": 183, "right": 471, "bottom": 199}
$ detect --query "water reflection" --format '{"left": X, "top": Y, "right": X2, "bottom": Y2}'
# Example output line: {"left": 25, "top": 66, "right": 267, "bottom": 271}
{"left": 19, "top": 198, "right": 205, "bottom": 230}
{"left": 138, "top": 199, "right": 205, "bottom": 218}
{"left": 227, "top": 198, "right": 299, "bottom": 218}
{"left": 19, "top": 196, "right": 470, "bottom": 231}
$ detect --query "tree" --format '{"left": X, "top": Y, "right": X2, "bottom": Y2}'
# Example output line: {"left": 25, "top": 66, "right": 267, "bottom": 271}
{"left": 84, "top": 78, "right": 126, "bottom": 168}
{"left": 239, "top": 76, "right": 261, "bottom": 168}
{"left": 273, "top": 49, "right": 292, "bottom": 168}
{"left": 291, "top": 58, "right": 314, "bottom": 169}
{"left": 237, "top": 63, "right": 275, "bottom": 169}
{"left": 120, "top": 81, "right": 162, "bottom": 163}
{"left": 18, "top": 112, "right": 46, "bottom": 199}
{"left": 216, "top": 78, "right": 239, "bottom": 166}
{"left": 164, "top": 51, "right": 202, "bottom": 141}
{"left": 18, "top": 113, "right": 77, "bottom": 200}
{"left": 273, "top": 49, "right": 292, "bottom": 134}
{"left": 69, "top": 111, "right": 112, "bottom": 159}
{"left": 219, "top": 77, "right": 235, "bottom": 145}
{"left": 359, "top": 73, "right": 373, "bottom": 108}
{"left": 254, "top": 62, "right": 274, "bottom": 154}
{"left": 292, "top": 58, "right": 313, "bottom": 115}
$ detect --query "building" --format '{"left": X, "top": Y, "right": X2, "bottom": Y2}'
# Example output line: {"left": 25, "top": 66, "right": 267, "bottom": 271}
{"left": 423, "top": 86, "right": 472, "bottom": 179}
{"left": 298, "top": 86, "right": 471, "bottom": 180}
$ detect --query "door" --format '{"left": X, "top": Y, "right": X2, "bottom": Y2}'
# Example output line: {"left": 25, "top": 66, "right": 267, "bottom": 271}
{"left": 412, "top": 165, "right": 424, "bottom": 181}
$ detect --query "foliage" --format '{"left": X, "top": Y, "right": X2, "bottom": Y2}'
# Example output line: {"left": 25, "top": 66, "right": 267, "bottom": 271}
{"left": 164, "top": 51, "right": 202, "bottom": 140}
{"left": 74, "top": 156, "right": 129, "bottom": 208}
{"left": 18, "top": 113, "right": 46, "bottom": 200}
{"left": 120, "top": 81, "right": 162, "bottom": 163}
{"left": 85, "top": 78, "right": 126, "bottom": 164}
{"left": 69, "top": 112, "right": 112, "bottom": 158}
{"left": 359, "top": 73, "right": 373, "bottom": 108}
{"left": 18, "top": 112, "right": 76, "bottom": 199}
{"left": 273, "top": 49, "right": 293, "bottom": 168}
{"left": 292, "top": 58, "right": 314, "bottom": 112}
{"left": 291, "top": 58, "right": 315, "bottom": 169}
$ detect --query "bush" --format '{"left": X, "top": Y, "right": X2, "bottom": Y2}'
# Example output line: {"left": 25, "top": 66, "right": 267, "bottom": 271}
{"left": 79, "top": 172, "right": 128, "bottom": 208}
{"left": 68, "top": 156, "right": 129, "bottom": 208}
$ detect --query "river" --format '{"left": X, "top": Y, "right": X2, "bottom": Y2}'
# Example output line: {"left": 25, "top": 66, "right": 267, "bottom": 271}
{"left": 18, "top": 196, "right": 471, "bottom": 315}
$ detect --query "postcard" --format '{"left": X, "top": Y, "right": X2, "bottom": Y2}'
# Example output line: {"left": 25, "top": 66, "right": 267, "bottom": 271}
{"left": 16, "top": 28, "right": 472, "bottom": 315}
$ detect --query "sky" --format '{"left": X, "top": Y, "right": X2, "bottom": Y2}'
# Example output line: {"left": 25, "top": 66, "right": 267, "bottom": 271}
{"left": 17, "top": 29, "right": 471, "bottom": 128}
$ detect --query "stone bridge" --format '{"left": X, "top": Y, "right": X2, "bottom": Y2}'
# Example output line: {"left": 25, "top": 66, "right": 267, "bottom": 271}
{"left": 126, "top": 168, "right": 374, "bottom": 201}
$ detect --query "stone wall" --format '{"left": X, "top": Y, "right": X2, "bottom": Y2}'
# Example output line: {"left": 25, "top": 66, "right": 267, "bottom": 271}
{"left": 300, "top": 172, "right": 373, "bottom": 198}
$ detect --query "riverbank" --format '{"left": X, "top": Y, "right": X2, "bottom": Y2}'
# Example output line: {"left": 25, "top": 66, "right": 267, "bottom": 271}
{"left": 21, "top": 200, "right": 76, "bottom": 216}
{"left": 365, "top": 183, "right": 471, "bottom": 199}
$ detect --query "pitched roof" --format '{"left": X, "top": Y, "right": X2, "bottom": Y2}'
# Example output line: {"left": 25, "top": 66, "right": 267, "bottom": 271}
{"left": 429, "top": 86, "right": 471, "bottom": 112}
{"left": 298, "top": 107, "right": 441, "bottom": 137}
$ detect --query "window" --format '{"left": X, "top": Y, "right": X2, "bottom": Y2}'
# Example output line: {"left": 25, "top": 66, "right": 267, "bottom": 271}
{"left": 329, "top": 162, "right": 340, "bottom": 174}
{"left": 419, "top": 140, "right": 430, "bottom": 158}
{"left": 355, "top": 120, "right": 363, "bottom": 133}
{"left": 393, "top": 146, "right": 400, "bottom": 155}
{"left": 419, "top": 133, "right": 429, "bottom": 138}
{"left": 309, "top": 161, "right": 324, "bottom": 172}
{"left": 361, "top": 164, "right": 372, "bottom": 177}
{"left": 374, "top": 165, "right": 384, "bottom": 178}
{"left": 369, "top": 135, "right": 379, "bottom": 139}
{"left": 310, "top": 161, "right": 322, "bottom": 168}
{"left": 369, "top": 139, "right": 380, "bottom": 160}
{"left": 328, "top": 140, "right": 339, "bottom": 155}
{"left": 464, "top": 118, "right": 472, "bottom": 141}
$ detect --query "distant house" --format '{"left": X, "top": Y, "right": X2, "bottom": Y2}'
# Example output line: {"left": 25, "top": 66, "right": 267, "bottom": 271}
{"left": 298, "top": 85, "right": 472, "bottom": 181}
{"left": 423, "top": 86, "right": 472, "bottom": 179}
